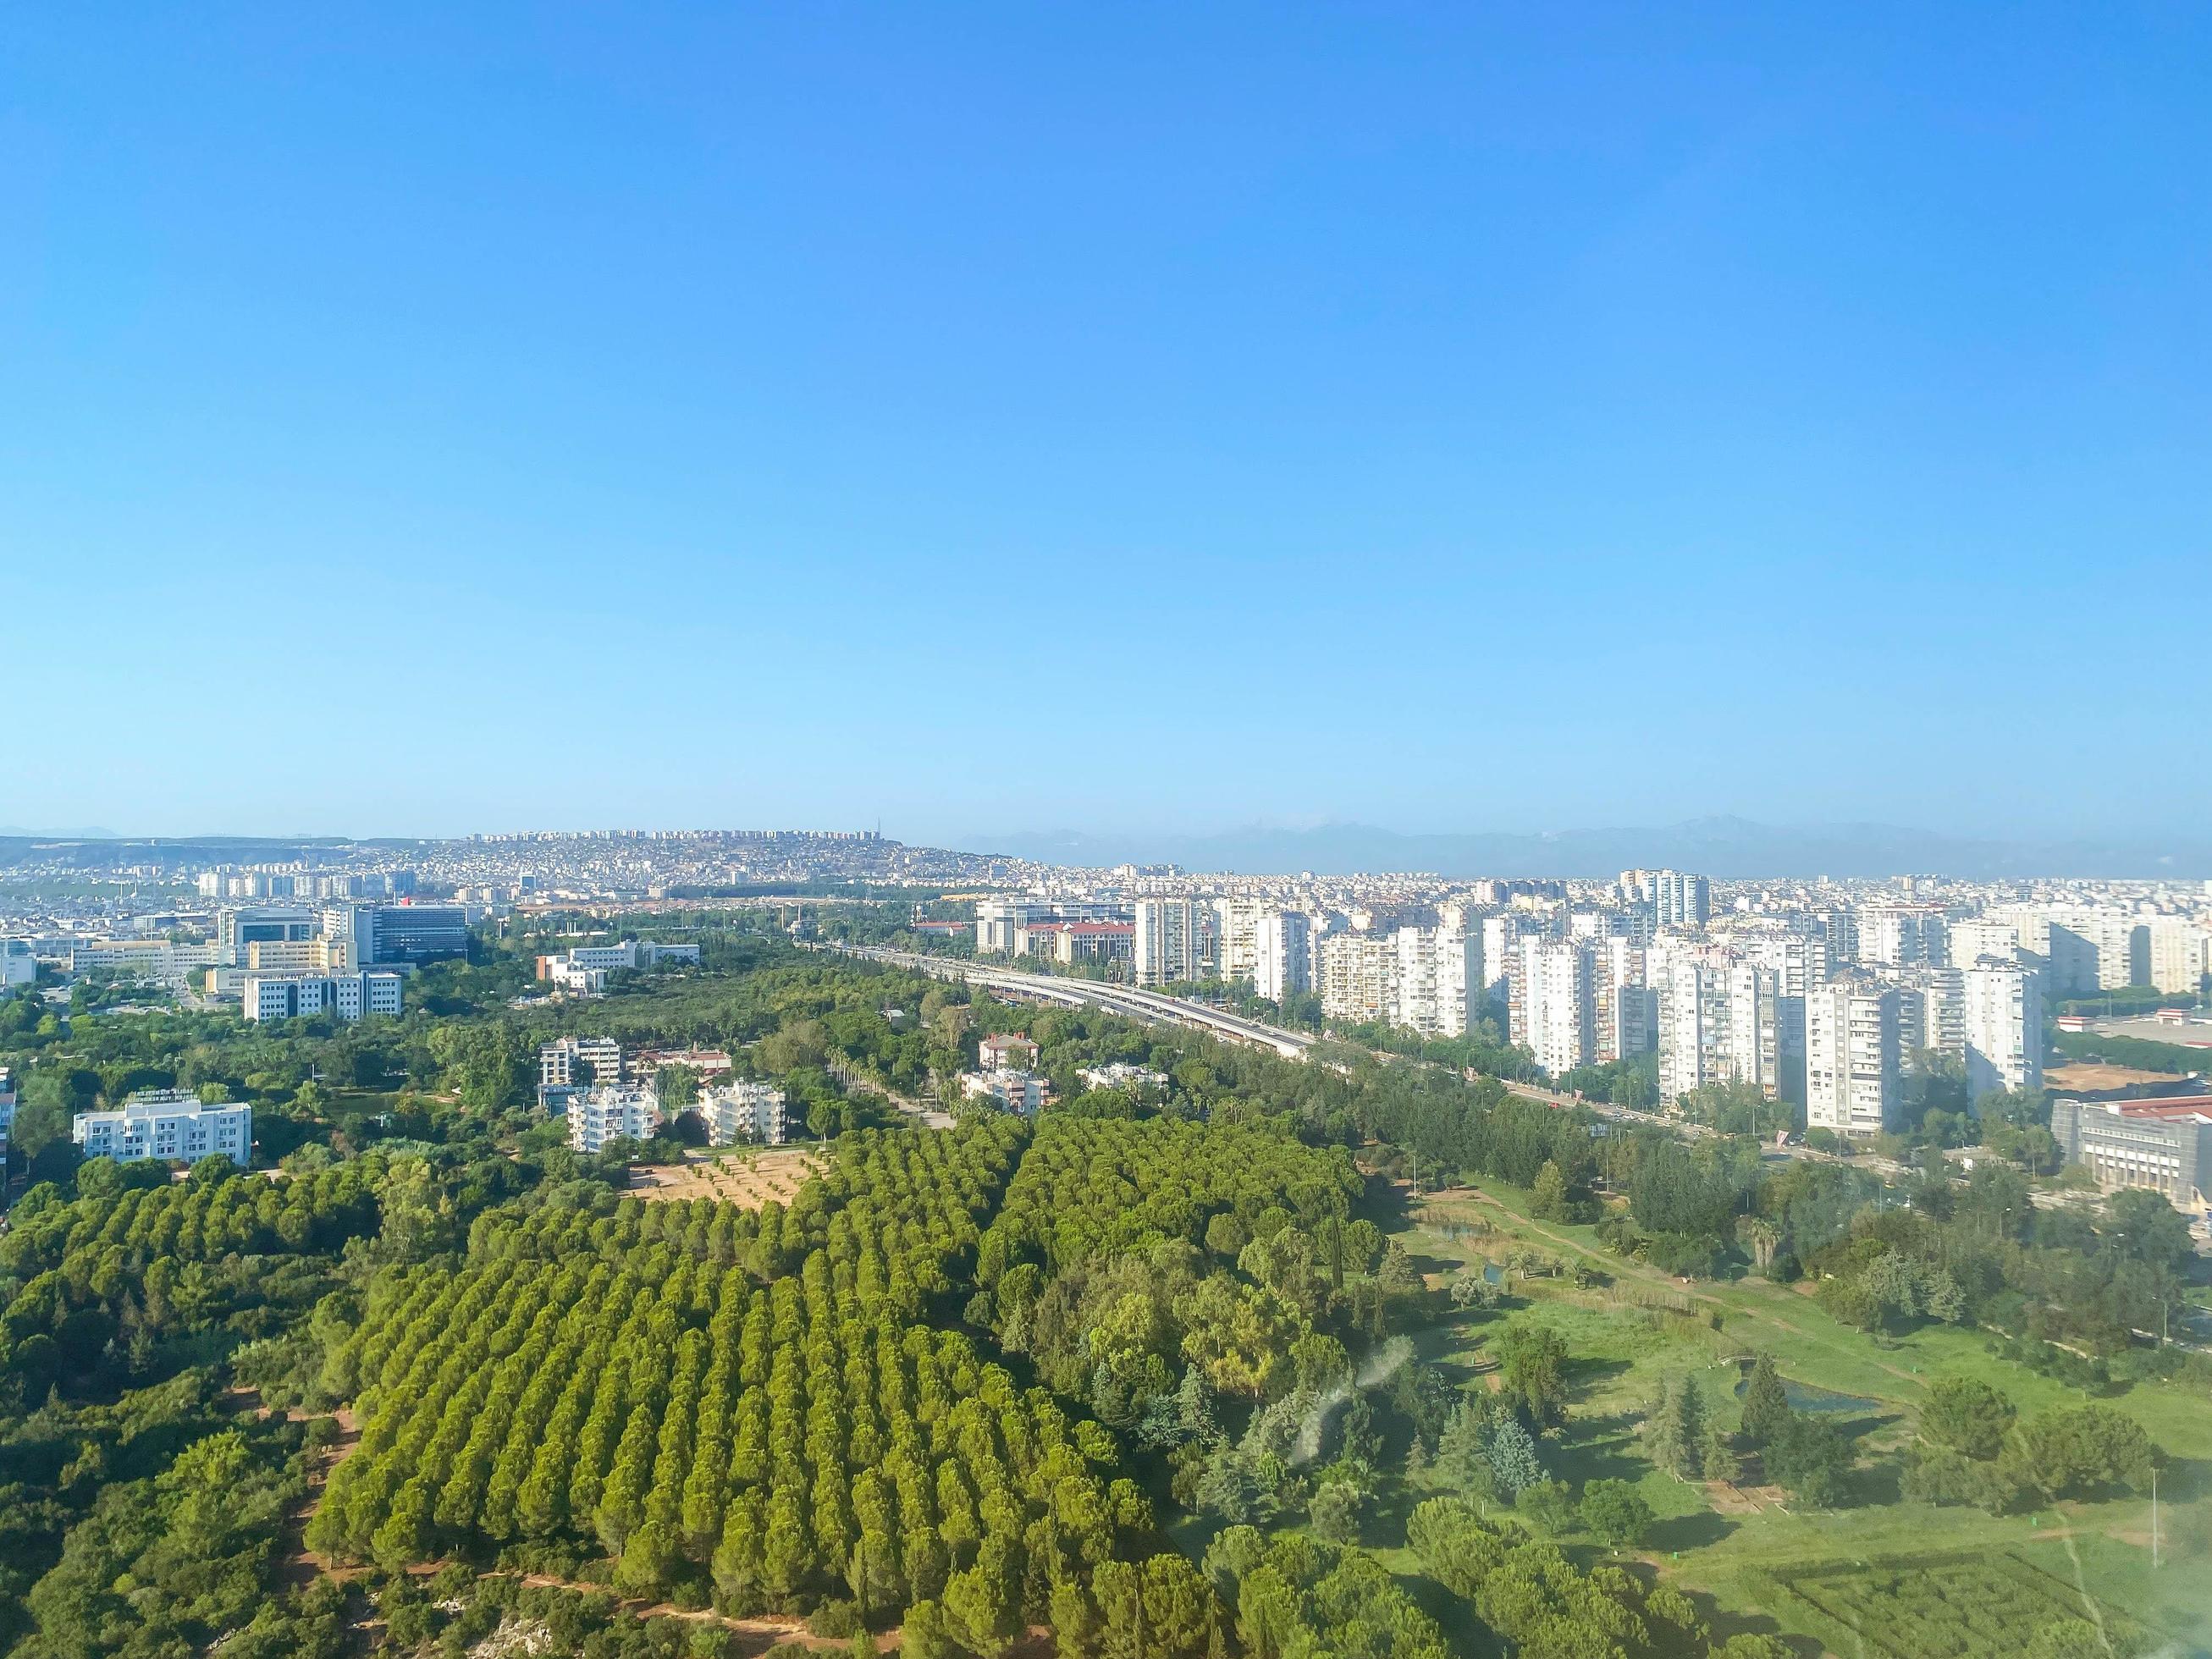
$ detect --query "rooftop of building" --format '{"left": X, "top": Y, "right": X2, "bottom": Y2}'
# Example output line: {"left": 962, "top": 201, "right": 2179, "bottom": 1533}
{"left": 2067, "top": 1094, "right": 2212, "bottom": 1122}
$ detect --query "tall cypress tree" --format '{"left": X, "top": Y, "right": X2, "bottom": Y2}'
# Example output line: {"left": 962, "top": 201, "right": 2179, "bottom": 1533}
{"left": 1740, "top": 1353, "right": 1791, "bottom": 1447}
{"left": 1641, "top": 1374, "right": 1702, "bottom": 1479}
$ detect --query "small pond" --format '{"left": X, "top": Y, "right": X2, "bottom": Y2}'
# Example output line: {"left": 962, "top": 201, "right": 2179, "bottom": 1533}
{"left": 1735, "top": 1375, "right": 1877, "bottom": 1414}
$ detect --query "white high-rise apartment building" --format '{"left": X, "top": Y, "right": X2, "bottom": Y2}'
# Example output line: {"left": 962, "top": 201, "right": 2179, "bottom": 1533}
{"left": 1888, "top": 966, "right": 1966, "bottom": 1061}
{"left": 1652, "top": 951, "right": 1782, "bottom": 1103}
{"left": 1725, "top": 962, "right": 1784, "bottom": 1098}
{"left": 1653, "top": 956, "right": 1717, "bottom": 1103}
{"left": 1994, "top": 907, "right": 2148, "bottom": 995}
{"left": 1738, "top": 930, "right": 1823, "bottom": 1102}
{"left": 1652, "top": 871, "right": 1711, "bottom": 930}
{"left": 1806, "top": 982, "right": 1900, "bottom": 1138}
{"left": 1254, "top": 911, "right": 1314, "bottom": 1001}
{"left": 2149, "top": 922, "right": 2211, "bottom": 997}
{"left": 1856, "top": 905, "right": 1947, "bottom": 967}
{"left": 73, "top": 1090, "right": 252, "bottom": 1165}
{"left": 2041, "top": 914, "right": 2103, "bottom": 998}
{"left": 1318, "top": 932, "right": 1393, "bottom": 1025}
{"left": 1948, "top": 919, "right": 2021, "bottom": 972}
{"left": 1480, "top": 914, "right": 1535, "bottom": 1029}
{"left": 1390, "top": 926, "right": 1480, "bottom": 1038}
{"left": 703, "top": 1079, "right": 788, "bottom": 1146}
{"left": 538, "top": 1036, "right": 625, "bottom": 1111}
{"left": 1495, "top": 907, "right": 1568, "bottom": 1042}
{"left": 2070, "top": 909, "right": 2150, "bottom": 990}
{"left": 1520, "top": 939, "right": 1594, "bottom": 1076}
{"left": 569, "top": 1084, "right": 662, "bottom": 1153}
{"left": 1212, "top": 896, "right": 1268, "bottom": 986}
{"left": 1590, "top": 937, "right": 1651, "bottom": 1063}
{"left": 1134, "top": 898, "right": 1212, "bottom": 987}
{"left": 1964, "top": 959, "right": 2042, "bottom": 1099}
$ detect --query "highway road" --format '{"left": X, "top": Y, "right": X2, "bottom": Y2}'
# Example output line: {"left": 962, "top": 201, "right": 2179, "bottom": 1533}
{"left": 813, "top": 942, "right": 2206, "bottom": 1264}
{"left": 818, "top": 943, "right": 1909, "bottom": 1180}
{"left": 810, "top": 943, "right": 1320, "bottom": 1059}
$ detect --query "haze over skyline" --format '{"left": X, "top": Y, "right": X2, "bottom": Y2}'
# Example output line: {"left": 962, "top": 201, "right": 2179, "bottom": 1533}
{"left": 6, "top": 3, "right": 2207, "bottom": 841}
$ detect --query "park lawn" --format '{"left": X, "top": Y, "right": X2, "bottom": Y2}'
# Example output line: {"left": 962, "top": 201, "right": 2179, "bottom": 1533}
{"left": 1398, "top": 1176, "right": 2212, "bottom": 1654}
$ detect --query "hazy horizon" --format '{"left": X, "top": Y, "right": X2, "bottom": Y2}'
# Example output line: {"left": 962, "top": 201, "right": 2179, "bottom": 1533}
{"left": 8, "top": 812, "right": 2211, "bottom": 884}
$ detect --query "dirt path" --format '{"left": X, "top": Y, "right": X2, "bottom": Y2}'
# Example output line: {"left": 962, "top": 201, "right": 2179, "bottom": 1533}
{"left": 244, "top": 1400, "right": 365, "bottom": 1587}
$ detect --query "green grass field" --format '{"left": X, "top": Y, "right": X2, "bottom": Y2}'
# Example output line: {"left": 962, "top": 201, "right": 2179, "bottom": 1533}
{"left": 1393, "top": 1176, "right": 2212, "bottom": 1654}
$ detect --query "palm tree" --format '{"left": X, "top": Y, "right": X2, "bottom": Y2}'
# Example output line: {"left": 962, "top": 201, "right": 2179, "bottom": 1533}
{"left": 1735, "top": 1216, "right": 1781, "bottom": 1275}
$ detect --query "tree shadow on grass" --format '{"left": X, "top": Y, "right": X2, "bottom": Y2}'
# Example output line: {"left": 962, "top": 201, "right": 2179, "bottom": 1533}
{"left": 1645, "top": 1507, "right": 1736, "bottom": 1553}
{"left": 1404, "top": 1247, "right": 1470, "bottom": 1281}
{"left": 1366, "top": 1180, "right": 1417, "bottom": 1231}
{"left": 1547, "top": 1416, "right": 1654, "bottom": 1489}
{"left": 1700, "top": 1591, "right": 1821, "bottom": 1659}
{"left": 1565, "top": 1354, "right": 1635, "bottom": 1391}
{"left": 2148, "top": 1453, "right": 2211, "bottom": 1504}
{"left": 1852, "top": 1452, "right": 1904, "bottom": 1508}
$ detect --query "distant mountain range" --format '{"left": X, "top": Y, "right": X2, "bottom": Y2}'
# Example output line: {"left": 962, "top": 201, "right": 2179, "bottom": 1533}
{"left": 0, "top": 825, "right": 124, "bottom": 840}
{"left": 970, "top": 817, "right": 2212, "bottom": 880}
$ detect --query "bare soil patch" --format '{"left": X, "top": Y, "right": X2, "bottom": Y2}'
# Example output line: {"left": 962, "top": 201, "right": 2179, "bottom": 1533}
{"left": 2046, "top": 1061, "right": 2190, "bottom": 1092}
{"left": 627, "top": 1147, "right": 825, "bottom": 1209}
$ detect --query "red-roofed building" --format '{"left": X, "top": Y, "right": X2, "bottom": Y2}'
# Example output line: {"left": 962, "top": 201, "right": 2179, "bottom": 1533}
{"left": 1013, "top": 919, "right": 1135, "bottom": 966}
{"left": 979, "top": 1032, "right": 1040, "bottom": 1073}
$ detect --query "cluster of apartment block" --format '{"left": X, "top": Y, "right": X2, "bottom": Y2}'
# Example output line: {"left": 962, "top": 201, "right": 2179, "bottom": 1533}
{"left": 538, "top": 1035, "right": 783, "bottom": 1152}
{"left": 70, "top": 1088, "right": 253, "bottom": 1165}
{"left": 196, "top": 866, "right": 418, "bottom": 901}
{"left": 984, "top": 874, "right": 2188, "bottom": 1141}
{"left": 1486, "top": 905, "right": 2049, "bottom": 1135}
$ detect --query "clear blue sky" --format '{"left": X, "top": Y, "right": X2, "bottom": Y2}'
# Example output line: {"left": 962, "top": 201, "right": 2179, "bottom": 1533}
{"left": 3, "top": 4, "right": 2205, "bottom": 846}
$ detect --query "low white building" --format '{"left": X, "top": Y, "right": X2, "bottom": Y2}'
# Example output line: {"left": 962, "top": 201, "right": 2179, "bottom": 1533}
{"left": 703, "top": 1079, "right": 788, "bottom": 1146}
{"left": 1077, "top": 1062, "right": 1170, "bottom": 1094}
{"left": 568, "top": 1083, "right": 662, "bottom": 1153}
{"left": 66, "top": 938, "right": 218, "bottom": 989}
{"left": 242, "top": 970, "right": 403, "bottom": 1022}
{"left": 538, "top": 940, "right": 703, "bottom": 979}
{"left": 74, "top": 1090, "right": 251, "bottom": 1165}
{"left": 1, "top": 939, "right": 36, "bottom": 991}
{"left": 963, "top": 1069, "right": 1050, "bottom": 1116}
{"left": 542, "top": 958, "right": 609, "bottom": 995}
